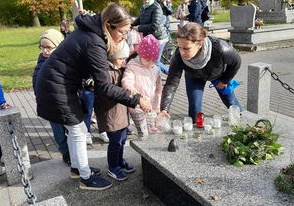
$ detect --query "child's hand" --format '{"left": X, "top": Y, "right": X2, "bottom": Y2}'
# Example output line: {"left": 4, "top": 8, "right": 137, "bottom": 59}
{"left": 139, "top": 97, "right": 152, "bottom": 112}
{"left": 159, "top": 110, "right": 170, "bottom": 118}
{"left": 0, "top": 103, "right": 12, "bottom": 110}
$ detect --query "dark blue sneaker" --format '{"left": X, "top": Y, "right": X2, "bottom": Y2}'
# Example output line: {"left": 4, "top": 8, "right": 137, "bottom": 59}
{"left": 108, "top": 167, "right": 128, "bottom": 181}
{"left": 70, "top": 167, "right": 101, "bottom": 179}
{"left": 120, "top": 160, "right": 135, "bottom": 173}
{"left": 80, "top": 173, "right": 112, "bottom": 190}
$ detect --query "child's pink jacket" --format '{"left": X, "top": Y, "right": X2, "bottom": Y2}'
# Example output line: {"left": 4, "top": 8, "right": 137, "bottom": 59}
{"left": 121, "top": 57, "right": 163, "bottom": 112}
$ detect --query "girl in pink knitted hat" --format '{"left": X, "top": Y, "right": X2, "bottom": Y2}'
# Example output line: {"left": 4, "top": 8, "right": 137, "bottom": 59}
{"left": 122, "top": 34, "right": 163, "bottom": 137}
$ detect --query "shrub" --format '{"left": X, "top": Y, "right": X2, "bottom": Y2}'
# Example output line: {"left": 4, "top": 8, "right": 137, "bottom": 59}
{"left": 0, "top": 0, "right": 31, "bottom": 26}
{"left": 275, "top": 163, "right": 294, "bottom": 196}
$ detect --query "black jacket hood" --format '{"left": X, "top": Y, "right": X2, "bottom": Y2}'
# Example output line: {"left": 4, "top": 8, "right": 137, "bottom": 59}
{"left": 75, "top": 14, "right": 106, "bottom": 41}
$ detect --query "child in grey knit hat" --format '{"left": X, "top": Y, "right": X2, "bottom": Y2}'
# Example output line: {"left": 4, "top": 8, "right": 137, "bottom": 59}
{"left": 95, "top": 41, "right": 135, "bottom": 181}
{"left": 32, "top": 29, "right": 72, "bottom": 165}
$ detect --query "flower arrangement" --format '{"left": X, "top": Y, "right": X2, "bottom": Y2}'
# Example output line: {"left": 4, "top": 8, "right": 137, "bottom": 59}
{"left": 221, "top": 119, "right": 283, "bottom": 167}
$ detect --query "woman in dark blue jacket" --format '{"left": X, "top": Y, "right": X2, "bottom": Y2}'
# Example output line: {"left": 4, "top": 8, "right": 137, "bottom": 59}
{"left": 188, "top": 0, "right": 203, "bottom": 25}
{"left": 36, "top": 3, "right": 151, "bottom": 191}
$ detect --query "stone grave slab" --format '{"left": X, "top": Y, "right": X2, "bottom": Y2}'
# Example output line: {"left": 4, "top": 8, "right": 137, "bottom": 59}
{"left": 130, "top": 111, "right": 294, "bottom": 206}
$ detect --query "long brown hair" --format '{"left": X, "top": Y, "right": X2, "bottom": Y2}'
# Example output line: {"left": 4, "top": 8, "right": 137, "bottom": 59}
{"left": 101, "top": 3, "right": 132, "bottom": 54}
{"left": 177, "top": 22, "right": 208, "bottom": 42}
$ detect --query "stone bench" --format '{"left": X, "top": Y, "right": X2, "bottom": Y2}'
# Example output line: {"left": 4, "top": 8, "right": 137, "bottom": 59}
{"left": 229, "top": 24, "right": 294, "bottom": 51}
{"left": 130, "top": 111, "right": 294, "bottom": 206}
{"left": 0, "top": 107, "right": 32, "bottom": 185}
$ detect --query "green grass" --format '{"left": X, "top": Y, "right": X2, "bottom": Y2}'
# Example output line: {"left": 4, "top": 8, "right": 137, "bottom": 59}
{"left": 0, "top": 15, "right": 231, "bottom": 92}
{"left": 0, "top": 26, "right": 58, "bottom": 92}
{"left": 212, "top": 10, "right": 230, "bottom": 23}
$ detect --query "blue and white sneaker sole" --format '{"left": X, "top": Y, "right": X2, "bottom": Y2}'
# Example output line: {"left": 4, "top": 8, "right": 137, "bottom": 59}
{"left": 79, "top": 182, "right": 112, "bottom": 190}
{"left": 122, "top": 167, "right": 135, "bottom": 174}
{"left": 107, "top": 170, "right": 128, "bottom": 181}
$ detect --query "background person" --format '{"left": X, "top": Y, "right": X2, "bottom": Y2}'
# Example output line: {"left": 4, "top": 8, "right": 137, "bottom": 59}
{"left": 79, "top": 76, "right": 110, "bottom": 143}
{"left": 157, "top": 0, "right": 173, "bottom": 34}
{"left": 35, "top": 3, "right": 151, "bottom": 191}
{"left": 132, "top": 0, "right": 169, "bottom": 74}
{"left": 159, "top": 22, "right": 242, "bottom": 122}
{"left": 188, "top": 0, "right": 203, "bottom": 25}
{"left": 60, "top": 19, "right": 71, "bottom": 38}
{"left": 176, "top": 0, "right": 191, "bottom": 27}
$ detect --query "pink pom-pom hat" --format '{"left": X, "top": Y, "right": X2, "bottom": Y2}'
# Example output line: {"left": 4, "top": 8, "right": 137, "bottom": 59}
{"left": 136, "top": 34, "right": 160, "bottom": 61}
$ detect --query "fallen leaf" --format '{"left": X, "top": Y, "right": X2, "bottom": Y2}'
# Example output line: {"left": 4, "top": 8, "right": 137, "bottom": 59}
{"left": 195, "top": 178, "right": 204, "bottom": 185}
{"left": 209, "top": 153, "right": 215, "bottom": 158}
{"left": 210, "top": 195, "right": 221, "bottom": 201}
{"left": 141, "top": 191, "right": 149, "bottom": 200}
{"left": 11, "top": 201, "right": 17, "bottom": 206}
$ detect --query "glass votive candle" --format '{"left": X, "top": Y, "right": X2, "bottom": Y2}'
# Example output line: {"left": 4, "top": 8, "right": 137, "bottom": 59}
{"left": 204, "top": 117, "right": 213, "bottom": 126}
{"left": 173, "top": 119, "right": 183, "bottom": 135}
{"left": 183, "top": 117, "right": 193, "bottom": 131}
{"left": 204, "top": 124, "right": 212, "bottom": 133}
{"left": 213, "top": 115, "right": 222, "bottom": 128}
{"left": 228, "top": 105, "right": 241, "bottom": 126}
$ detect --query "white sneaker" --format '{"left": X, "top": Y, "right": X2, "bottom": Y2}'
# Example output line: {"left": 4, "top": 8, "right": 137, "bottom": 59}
{"left": 86, "top": 133, "right": 93, "bottom": 145}
{"left": 0, "top": 166, "right": 5, "bottom": 176}
{"left": 98, "top": 132, "right": 109, "bottom": 143}
{"left": 91, "top": 112, "right": 97, "bottom": 124}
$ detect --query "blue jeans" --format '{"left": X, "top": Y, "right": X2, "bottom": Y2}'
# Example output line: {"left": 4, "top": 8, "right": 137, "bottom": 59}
{"left": 107, "top": 128, "right": 127, "bottom": 170}
{"left": 156, "top": 42, "right": 169, "bottom": 74}
{"left": 79, "top": 89, "right": 94, "bottom": 133}
{"left": 49, "top": 122, "right": 68, "bottom": 154}
{"left": 185, "top": 74, "right": 242, "bottom": 122}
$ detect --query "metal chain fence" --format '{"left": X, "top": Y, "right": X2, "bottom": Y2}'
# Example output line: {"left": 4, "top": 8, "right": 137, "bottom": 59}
{"left": 265, "top": 67, "right": 294, "bottom": 94}
{"left": 7, "top": 122, "right": 37, "bottom": 205}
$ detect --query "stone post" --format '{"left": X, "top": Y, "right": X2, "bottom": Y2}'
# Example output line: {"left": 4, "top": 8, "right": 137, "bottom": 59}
{"left": 0, "top": 107, "right": 32, "bottom": 185}
{"left": 247, "top": 62, "right": 271, "bottom": 115}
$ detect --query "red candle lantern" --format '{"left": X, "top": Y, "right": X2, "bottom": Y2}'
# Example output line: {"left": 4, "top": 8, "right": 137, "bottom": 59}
{"left": 196, "top": 112, "right": 204, "bottom": 128}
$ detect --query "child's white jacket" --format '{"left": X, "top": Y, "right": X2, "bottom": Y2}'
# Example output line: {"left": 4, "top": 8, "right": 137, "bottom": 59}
{"left": 122, "top": 57, "right": 163, "bottom": 112}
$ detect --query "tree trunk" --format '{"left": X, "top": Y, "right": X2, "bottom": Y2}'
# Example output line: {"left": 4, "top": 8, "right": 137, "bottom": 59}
{"left": 59, "top": 7, "right": 67, "bottom": 21}
{"left": 30, "top": 11, "right": 40, "bottom": 27}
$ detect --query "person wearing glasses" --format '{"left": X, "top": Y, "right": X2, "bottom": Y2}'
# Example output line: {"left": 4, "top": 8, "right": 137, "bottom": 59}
{"left": 159, "top": 22, "right": 242, "bottom": 122}
{"left": 132, "top": 0, "right": 169, "bottom": 74}
{"left": 35, "top": 3, "right": 152, "bottom": 191}
{"left": 32, "top": 29, "right": 73, "bottom": 166}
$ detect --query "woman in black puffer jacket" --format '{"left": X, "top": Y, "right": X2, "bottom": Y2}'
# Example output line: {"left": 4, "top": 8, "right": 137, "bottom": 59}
{"left": 36, "top": 3, "right": 151, "bottom": 191}
{"left": 159, "top": 22, "right": 242, "bottom": 122}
